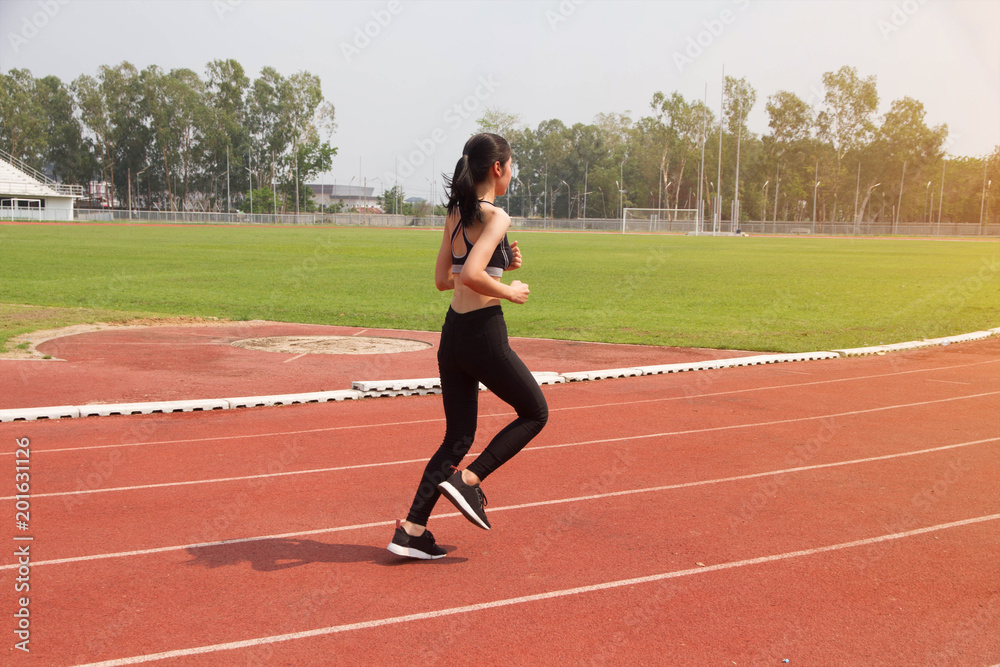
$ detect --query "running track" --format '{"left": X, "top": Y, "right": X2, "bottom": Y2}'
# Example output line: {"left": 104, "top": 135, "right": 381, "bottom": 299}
{"left": 2, "top": 337, "right": 999, "bottom": 665}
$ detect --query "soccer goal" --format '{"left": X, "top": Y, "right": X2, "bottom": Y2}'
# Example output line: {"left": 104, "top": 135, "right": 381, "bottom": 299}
{"left": 621, "top": 208, "right": 699, "bottom": 234}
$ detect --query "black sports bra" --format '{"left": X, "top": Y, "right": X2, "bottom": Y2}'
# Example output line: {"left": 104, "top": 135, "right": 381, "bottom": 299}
{"left": 450, "top": 200, "right": 513, "bottom": 278}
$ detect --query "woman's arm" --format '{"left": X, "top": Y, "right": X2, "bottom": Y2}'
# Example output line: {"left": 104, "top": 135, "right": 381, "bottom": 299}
{"left": 434, "top": 212, "right": 457, "bottom": 291}
{"left": 459, "top": 209, "right": 530, "bottom": 304}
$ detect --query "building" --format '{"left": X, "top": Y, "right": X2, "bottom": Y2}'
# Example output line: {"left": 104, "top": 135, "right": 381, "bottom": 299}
{"left": 0, "top": 150, "right": 83, "bottom": 221}
{"left": 308, "top": 184, "right": 379, "bottom": 211}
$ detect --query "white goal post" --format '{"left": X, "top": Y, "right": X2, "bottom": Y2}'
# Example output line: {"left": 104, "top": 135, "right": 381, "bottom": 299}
{"left": 621, "top": 208, "right": 699, "bottom": 234}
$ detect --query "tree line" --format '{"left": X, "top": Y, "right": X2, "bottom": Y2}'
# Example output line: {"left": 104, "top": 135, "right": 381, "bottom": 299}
{"left": 1, "top": 62, "right": 997, "bottom": 224}
{"left": 0, "top": 60, "right": 336, "bottom": 213}
{"left": 479, "top": 66, "right": 999, "bottom": 227}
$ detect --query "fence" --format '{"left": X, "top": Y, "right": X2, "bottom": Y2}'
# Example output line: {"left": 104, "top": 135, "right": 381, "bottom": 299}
{"left": 41, "top": 209, "right": 1000, "bottom": 237}
{"left": 1, "top": 205, "right": 74, "bottom": 222}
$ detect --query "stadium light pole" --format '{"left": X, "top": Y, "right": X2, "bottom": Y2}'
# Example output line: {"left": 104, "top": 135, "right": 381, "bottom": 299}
{"left": 514, "top": 177, "right": 526, "bottom": 218}
{"left": 773, "top": 164, "right": 780, "bottom": 232}
{"left": 979, "top": 160, "right": 988, "bottom": 230}
{"left": 245, "top": 161, "right": 253, "bottom": 216}
{"left": 226, "top": 146, "right": 231, "bottom": 213}
{"left": 716, "top": 66, "right": 725, "bottom": 235}
{"left": 135, "top": 166, "right": 148, "bottom": 213}
{"left": 733, "top": 96, "right": 743, "bottom": 232}
{"left": 853, "top": 162, "right": 861, "bottom": 224}
{"left": 370, "top": 177, "right": 381, "bottom": 213}
{"left": 619, "top": 156, "right": 627, "bottom": 232}
{"left": 664, "top": 181, "right": 672, "bottom": 222}
{"left": 861, "top": 183, "right": 881, "bottom": 233}
{"left": 697, "top": 82, "right": 708, "bottom": 234}
{"left": 812, "top": 180, "right": 820, "bottom": 233}
{"left": 895, "top": 159, "right": 907, "bottom": 234}
{"left": 937, "top": 161, "right": 946, "bottom": 231}
{"left": 617, "top": 180, "right": 622, "bottom": 233}
{"left": 761, "top": 180, "right": 769, "bottom": 224}
{"left": 583, "top": 162, "right": 588, "bottom": 220}
{"left": 559, "top": 179, "right": 570, "bottom": 219}
{"left": 986, "top": 180, "right": 992, "bottom": 235}
{"left": 543, "top": 164, "right": 548, "bottom": 222}
{"left": 658, "top": 166, "right": 663, "bottom": 211}
{"left": 246, "top": 151, "right": 253, "bottom": 217}
{"left": 925, "top": 180, "right": 932, "bottom": 223}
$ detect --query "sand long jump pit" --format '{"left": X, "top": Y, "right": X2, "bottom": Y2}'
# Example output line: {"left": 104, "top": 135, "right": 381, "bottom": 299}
{"left": 230, "top": 335, "right": 433, "bottom": 355}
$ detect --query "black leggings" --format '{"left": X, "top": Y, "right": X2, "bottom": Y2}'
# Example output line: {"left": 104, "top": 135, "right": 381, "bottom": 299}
{"left": 405, "top": 305, "right": 549, "bottom": 526}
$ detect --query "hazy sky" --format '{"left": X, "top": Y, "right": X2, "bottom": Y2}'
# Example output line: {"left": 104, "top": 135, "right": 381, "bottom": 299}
{"left": 2, "top": 0, "right": 998, "bottom": 202}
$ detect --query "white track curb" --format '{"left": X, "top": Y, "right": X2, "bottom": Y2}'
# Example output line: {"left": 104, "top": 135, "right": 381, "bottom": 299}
{"left": 2, "top": 329, "right": 996, "bottom": 422}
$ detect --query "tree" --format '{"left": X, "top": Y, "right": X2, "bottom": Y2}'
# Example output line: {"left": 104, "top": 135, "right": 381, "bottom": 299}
{"left": 476, "top": 106, "right": 523, "bottom": 139}
{"left": 0, "top": 69, "right": 45, "bottom": 165}
{"left": 649, "top": 91, "right": 711, "bottom": 212}
{"left": 37, "top": 75, "right": 92, "bottom": 184}
{"left": 204, "top": 58, "right": 250, "bottom": 210}
{"left": 867, "top": 97, "right": 948, "bottom": 223}
{"left": 765, "top": 91, "right": 820, "bottom": 222}
{"left": 766, "top": 91, "right": 813, "bottom": 147}
{"left": 72, "top": 72, "right": 114, "bottom": 196}
{"left": 816, "top": 66, "right": 879, "bottom": 219}
{"left": 379, "top": 184, "right": 405, "bottom": 215}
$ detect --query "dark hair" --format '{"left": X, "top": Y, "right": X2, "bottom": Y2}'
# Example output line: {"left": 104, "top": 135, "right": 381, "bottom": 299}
{"left": 445, "top": 133, "right": 511, "bottom": 225}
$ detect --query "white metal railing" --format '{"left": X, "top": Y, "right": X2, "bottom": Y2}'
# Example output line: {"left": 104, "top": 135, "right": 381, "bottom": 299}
{"left": 0, "top": 149, "right": 85, "bottom": 197}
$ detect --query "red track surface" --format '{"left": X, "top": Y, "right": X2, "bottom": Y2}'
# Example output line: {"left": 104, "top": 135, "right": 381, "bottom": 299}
{"left": 2, "top": 322, "right": 759, "bottom": 409}
{"left": 1, "top": 334, "right": 999, "bottom": 665}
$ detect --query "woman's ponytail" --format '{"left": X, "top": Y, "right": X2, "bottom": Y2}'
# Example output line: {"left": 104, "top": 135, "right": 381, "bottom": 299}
{"left": 445, "top": 133, "right": 511, "bottom": 225}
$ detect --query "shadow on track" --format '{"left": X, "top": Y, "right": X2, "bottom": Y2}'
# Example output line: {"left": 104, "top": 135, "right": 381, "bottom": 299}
{"left": 183, "top": 538, "right": 467, "bottom": 570}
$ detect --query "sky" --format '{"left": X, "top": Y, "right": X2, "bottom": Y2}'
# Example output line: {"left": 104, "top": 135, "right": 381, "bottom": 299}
{"left": 2, "top": 0, "right": 998, "bottom": 203}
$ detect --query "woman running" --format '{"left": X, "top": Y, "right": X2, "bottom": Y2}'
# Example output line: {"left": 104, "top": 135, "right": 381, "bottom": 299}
{"left": 388, "top": 133, "right": 549, "bottom": 559}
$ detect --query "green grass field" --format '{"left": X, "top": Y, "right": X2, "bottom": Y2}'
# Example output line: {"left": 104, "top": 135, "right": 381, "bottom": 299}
{"left": 1, "top": 223, "right": 997, "bottom": 353}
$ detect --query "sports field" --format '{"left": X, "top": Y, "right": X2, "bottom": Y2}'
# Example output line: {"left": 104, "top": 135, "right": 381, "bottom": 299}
{"left": 2, "top": 223, "right": 996, "bottom": 353}
{"left": 2, "top": 221, "right": 999, "bottom": 664}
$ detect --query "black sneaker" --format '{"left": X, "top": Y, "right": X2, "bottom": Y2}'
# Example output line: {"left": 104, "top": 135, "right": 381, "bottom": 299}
{"left": 438, "top": 469, "right": 491, "bottom": 530}
{"left": 387, "top": 520, "right": 446, "bottom": 559}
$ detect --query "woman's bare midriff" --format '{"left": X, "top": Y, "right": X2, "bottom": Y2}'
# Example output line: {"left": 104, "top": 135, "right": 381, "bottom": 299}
{"left": 450, "top": 278, "right": 503, "bottom": 313}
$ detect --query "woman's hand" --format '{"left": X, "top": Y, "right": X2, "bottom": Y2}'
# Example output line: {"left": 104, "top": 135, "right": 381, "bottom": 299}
{"left": 507, "top": 240, "right": 522, "bottom": 270}
{"left": 508, "top": 280, "right": 530, "bottom": 304}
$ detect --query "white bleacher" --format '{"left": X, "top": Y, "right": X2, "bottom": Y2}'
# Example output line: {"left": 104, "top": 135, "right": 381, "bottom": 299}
{"left": 0, "top": 150, "right": 83, "bottom": 221}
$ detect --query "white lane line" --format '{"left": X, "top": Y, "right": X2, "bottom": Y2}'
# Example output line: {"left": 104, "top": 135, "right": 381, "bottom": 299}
{"left": 0, "top": 457, "right": 428, "bottom": 500}
{"left": 5, "top": 435, "right": 996, "bottom": 571}
{"left": 540, "top": 391, "right": 1000, "bottom": 452}
{"left": 0, "top": 417, "right": 446, "bottom": 456}
{"left": 7, "top": 358, "right": 999, "bottom": 457}
{"left": 9, "top": 390, "right": 997, "bottom": 501}
{"left": 283, "top": 353, "right": 308, "bottom": 363}
{"left": 7, "top": 391, "right": 999, "bottom": 501}
{"left": 70, "top": 512, "right": 1000, "bottom": 667}
{"left": 351, "top": 329, "right": 368, "bottom": 336}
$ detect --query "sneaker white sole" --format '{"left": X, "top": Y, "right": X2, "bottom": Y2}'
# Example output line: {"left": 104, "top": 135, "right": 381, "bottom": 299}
{"left": 387, "top": 542, "right": 445, "bottom": 560}
{"left": 439, "top": 481, "right": 491, "bottom": 530}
